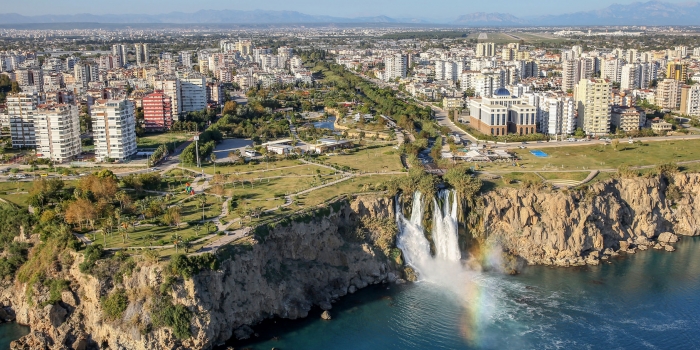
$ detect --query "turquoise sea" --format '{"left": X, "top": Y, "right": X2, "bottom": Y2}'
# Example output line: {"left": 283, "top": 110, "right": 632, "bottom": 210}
{"left": 230, "top": 237, "right": 700, "bottom": 349}
{"left": 0, "top": 322, "right": 28, "bottom": 350}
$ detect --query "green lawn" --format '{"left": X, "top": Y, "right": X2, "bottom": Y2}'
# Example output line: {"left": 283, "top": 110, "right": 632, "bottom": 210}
{"left": 137, "top": 132, "right": 191, "bottom": 149}
{"left": 95, "top": 223, "right": 217, "bottom": 250}
{"left": 539, "top": 172, "right": 591, "bottom": 181}
{"left": 185, "top": 159, "right": 308, "bottom": 176}
{"left": 322, "top": 146, "right": 404, "bottom": 173}
{"left": 509, "top": 139, "right": 700, "bottom": 171}
{"left": 295, "top": 174, "right": 398, "bottom": 208}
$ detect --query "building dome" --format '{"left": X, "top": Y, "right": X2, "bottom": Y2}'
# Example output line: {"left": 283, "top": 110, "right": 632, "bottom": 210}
{"left": 494, "top": 87, "right": 511, "bottom": 96}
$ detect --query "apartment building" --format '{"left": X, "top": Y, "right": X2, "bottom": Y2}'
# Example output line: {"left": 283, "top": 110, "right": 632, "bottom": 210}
{"left": 681, "top": 84, "right": 700, "bottom": 116}
{"left": 611, "top": 106, "right": 645, "bottom": 133}
{"left": 575, "top": 78, "right": 612, "bottom": 136}
{"left": 179, "top": 75, "right": 207, "bottom": 114}
{"left": 91, "top": 99, "right": 137, "bottom": 162}
{"left": 142, "top": 90, "right": 173, "bottom": 131}
{"left": 6, "top": 92, "right": 41, "bottom": 148}
{"left": 384, "top": 54, "right": 407, "bottom": 81}
{"left": 154, "top": 77, "right": 181, "bottom": 117}
{"left": 656, "top": 79, "right": 683, "bottom": 110}
{"left": 34, "top": 104, "right": 81, "bottom": 162}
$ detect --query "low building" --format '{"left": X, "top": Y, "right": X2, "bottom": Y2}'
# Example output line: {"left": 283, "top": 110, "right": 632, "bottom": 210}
{"left": 611, "top": 106, "right": 645, "bottom": 132}
{"left": 442, "top": 97, "right": 464, "bottom": 110}
{"left": 651, "top": 120, "right": 673, "bottom": 133}
{"left": 310, "top": 138, "right": 353, "bottom": 154}
{"left": 266, "top": 144, "right": 294, "bottom": 155}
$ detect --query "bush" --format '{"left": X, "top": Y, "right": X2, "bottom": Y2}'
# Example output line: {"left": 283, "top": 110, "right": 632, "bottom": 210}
{"left": 150, "top": 296, "right": 192, "bottom": 339}
{"left": 168, "top": 253, "right": 218, "bottom": 279}
{"left": 101, "top": 288, "right": 128, "bottom": 320}
{"left": 40, "top": 279, "right": 70, "bottom": 307}
{"left": 79, "top": 244, "right": 104, "bottom": 274}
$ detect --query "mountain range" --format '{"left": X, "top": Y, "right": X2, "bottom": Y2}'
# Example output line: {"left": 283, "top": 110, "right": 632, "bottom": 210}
{"left": 2, "top": 1, "right": 700, "bottom": 26}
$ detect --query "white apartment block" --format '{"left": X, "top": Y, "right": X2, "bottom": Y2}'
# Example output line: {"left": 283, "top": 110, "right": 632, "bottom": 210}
{"left": 575, "top": 78, "right": 612, "bottom": 136}
{"left": 6, "top": 92, "right": 41, "bottom": 148}
{"left": 179, "top": 75, "right": 207, "bottom": 114}
{"left": 180, "top": 51, "right": 192, "bottom": 68}
{"left": 682, "top": 84, "right": 700, "bottom": 117}
{"left": 621, "top": 64, "right": 638, "bottom": 90}
{"left": 384, "top": 53, "right": 406, "bottom": 82}
{"left": 476, "top": 43, "right": 496, "bottom": 58}
{"left": 601, "top": 58, "right": 623, "bottom": 83}
{"left": 656, "top": 79, "right": 682, "bottom": 110}
{"left": 154, "top": 77, "right": 181, "bottom": 117}
{"left": 35, "top": 104, "right": 81, "bottom": 162}
{"left": 91, "top": 99, "right": 137, "bottom": 162}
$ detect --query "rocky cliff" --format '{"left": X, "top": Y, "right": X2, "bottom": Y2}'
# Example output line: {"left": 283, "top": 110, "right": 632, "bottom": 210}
{"left": 2, "top": 195, "right": 400, "bottom": 350}
{"left": 478, "top": 173, "right": 700, "bottom": 267}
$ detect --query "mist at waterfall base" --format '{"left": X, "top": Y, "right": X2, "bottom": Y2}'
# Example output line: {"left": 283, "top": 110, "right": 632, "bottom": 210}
{"left": 225, "top": 189, "right": 700, "bottom": 349}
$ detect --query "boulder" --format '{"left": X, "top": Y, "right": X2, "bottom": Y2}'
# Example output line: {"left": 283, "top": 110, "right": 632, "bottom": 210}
{"left": 653, "top": 243, "right": 663, "bottom": 250}
{"left": 321, "top": 311, "right": 332, "bottom": 320}
{"left": 348, "top": 285, "right": 357, "bottom": 294}
{"left": 45, "top": 304, "right": 67, "bottom": 328}
{"left": 319, "top": 301, "right": 332, "bottom": 311}
{"left": 72, "top": 336, "right": 88, "bottom": 350}
{"left": 233, "top": 325, "right": 254, "bottom": 340}
{"left": 658, "top": 232, "right": 679, "bottom": 244}
{"left": 665, "top": 245, "right": 676, "bottom": 252}
{"left": 619, "top": 241, "right": 630, "bottom": 251}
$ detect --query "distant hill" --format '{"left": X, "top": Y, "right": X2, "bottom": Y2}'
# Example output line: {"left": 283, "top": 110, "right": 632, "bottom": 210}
{"left": 534, "top": 1, "right": 700, "bottom": 26}
{"left": 452, "top": 12, "right": 527, "bottom": 26}
{"left": 3, "top": 2, "right": 700, "bottom": 26}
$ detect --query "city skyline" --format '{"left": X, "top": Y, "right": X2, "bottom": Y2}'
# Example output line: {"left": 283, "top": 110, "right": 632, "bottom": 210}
{"left": 2, "top": 0, "right": 696, "bottom": 21}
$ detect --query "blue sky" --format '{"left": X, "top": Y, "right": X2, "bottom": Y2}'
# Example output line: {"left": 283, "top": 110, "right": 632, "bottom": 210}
{"left": 3, "top": 0, "right": 669, "bottom": 18}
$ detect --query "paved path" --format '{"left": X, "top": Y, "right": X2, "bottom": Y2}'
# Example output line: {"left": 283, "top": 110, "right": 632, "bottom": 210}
{"left": 194, "top": 227, "right": 251, "bottom": 255}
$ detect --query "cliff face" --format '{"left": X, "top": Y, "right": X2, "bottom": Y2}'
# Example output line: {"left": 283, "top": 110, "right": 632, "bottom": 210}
{"left": 479, "top": 173, "right": 700, "bottom": 267}
{"left": 3, "top": 195, "right": 399, "bottom": 350}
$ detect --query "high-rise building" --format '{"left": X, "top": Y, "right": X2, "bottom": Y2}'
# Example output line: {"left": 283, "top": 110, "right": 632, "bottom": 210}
{"left": 543, "top": 96, "right": 576, "bottom": 136}
{"left": 34, "top": 104, "right": 81, "bottom": 162}
{"left": 384, "top": 54, "right": 407, "bottom": 81}
{"left": 681, "top": 84, "right": 700, "bottom": 116}
{"left": 237, "top": 40, "right": 253, "bottom": 56}
{"left": 620, "top": 64, "right": 639, "bottom": 90}
{"left": 179, "top": 51, "right": 192, "bottom": 68}
{"left": 5, "top": 92, "right": 42, "bottom": 148}
{"left": 518, "top": 60, "right": 538, "bottom": 79}
{"left": 575, "top": 78, "right": 612, "bottom": 135}
{"left": 179, "top": 75, "right": 207, "bottom": 114}
{"left": 91, "top": 99, "right": 137, "bottom": 162}
{"left": 601, "top": 58, "right": 623, "bottom": 83}
{"left": 112, "top": 44, "right": 127, "bottom": 67}
{"left": 666, "top": 62, "right": 687, "bottom": 81}
{"left": 476, "top": 42, "right": 496, "bottom": 57}
{"left": 135, "top": 44, "right": 150, "bottom": 66}
{"left": 154, "top": 77, "right": 181, "bottom": 118}
{"left": 562, "top": 59, "right": 579, "bottom": 92}
{"left": 656, "top": 79, "right": 683, "bottom": 110}
{"left": 74, "top": 62, "right": 99, "bottom": 88}
{"left": 142, "top": 90, "right": 173, "bottom": 131}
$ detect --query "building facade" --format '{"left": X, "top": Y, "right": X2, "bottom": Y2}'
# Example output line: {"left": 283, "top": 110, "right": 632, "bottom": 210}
{"left": 35, "top": 104, "right": 81, "bottom": 162}
{"left": 6, "top": 92, "right": 41, "bottom": 148}
{"left": 91, "top": 99, "right": 137, "bottom": 162}
{"left": 575, "top": 78, "right": 612, "bottom": 136}
{"left": 142, "top": 90, "right": 173, "bottom": 131}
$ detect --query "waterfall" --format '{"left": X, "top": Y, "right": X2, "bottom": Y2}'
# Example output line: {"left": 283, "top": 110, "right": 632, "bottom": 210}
{"left": 432, "top": 190, "right": 461, "bottom": 262}
{"left": 396, "top": 189, "right": 462, "bottom": 281}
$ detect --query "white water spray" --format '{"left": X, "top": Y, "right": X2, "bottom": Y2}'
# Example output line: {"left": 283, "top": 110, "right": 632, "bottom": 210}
{"left": 396, "top": 189, "right": 463, "bottom": 283}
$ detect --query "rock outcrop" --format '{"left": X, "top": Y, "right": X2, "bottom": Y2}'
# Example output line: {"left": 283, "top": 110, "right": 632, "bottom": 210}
{"left": 3, "top": 195, "right": 399, "bottom": 350}
{"left": 478, "top": 173, "right": 700, "bottom": 266}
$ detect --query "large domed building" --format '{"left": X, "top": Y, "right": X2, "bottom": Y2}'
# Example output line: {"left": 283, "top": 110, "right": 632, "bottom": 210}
{"left": 468, "top": 88, "right": 537, "bottom": 136}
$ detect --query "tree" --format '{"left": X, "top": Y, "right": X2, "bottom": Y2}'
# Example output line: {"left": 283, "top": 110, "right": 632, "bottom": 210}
{"left": 611, "top": 138, "right": 620, "bottom": 151}
{"left": 204, "top": 221, "right": 215, "bottom": 235}
{"left": 193, "top": 224, "right": 202, "bottom": 237}
{"left": 222, "top": 100, "right": 238, "bottom": 115}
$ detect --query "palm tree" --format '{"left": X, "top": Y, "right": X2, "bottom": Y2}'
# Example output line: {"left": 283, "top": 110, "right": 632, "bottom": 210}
{"left": 145, "top": 233, "right": 155, "bottom": 247}
{"left": 193, "top": 224, "right": 202, "bottom": 237}
{"left": 173, "top": 234, "right": 182, "bottom": 254}
{"left": 204, "top": 221, "right": 215, "bottom": 235}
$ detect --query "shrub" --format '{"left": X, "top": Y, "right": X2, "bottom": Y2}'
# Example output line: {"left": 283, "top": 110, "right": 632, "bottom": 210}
{"left": 168, "top": 253, "right": 218, "bottom": 279}
{"left": 151, "top": 296, "right": 192, "bottom": 339}
{"left": 101, "top": 288, "right": 128, "bottom": 320}
{"left": 79, "top": 244, "right": 104, "bottom": 274}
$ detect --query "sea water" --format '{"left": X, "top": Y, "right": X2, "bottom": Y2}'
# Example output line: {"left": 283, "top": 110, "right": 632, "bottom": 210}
{"left": 232, "top": 236, "right": 700, "bottom": 349}
{"left": 0, "top": 323, "right": 29, "bottom": 350}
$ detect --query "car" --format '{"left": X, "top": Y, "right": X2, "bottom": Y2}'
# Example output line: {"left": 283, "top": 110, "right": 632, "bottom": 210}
{"left": 518, "top": 146, "right": 527, "bottom": 149}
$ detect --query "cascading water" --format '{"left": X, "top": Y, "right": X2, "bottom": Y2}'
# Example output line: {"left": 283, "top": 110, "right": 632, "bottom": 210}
{"left": 432, "top": 190, "right": 461, "bottom": 262}
{"left": 396, "top": 189, "right": 462, "bottom": 282}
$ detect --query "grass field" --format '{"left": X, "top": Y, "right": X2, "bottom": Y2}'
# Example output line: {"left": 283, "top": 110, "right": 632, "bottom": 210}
{"left": 294, "top": 174, "right": 398, "bottom": 207}
{"left": 137, "top": 132, "right": 191, "bottom": 149}
{"left": 507, "top": 139, "right": 700, "bottom": 171}
{"left": 539, "top": 172, "right": 591, "bottom": 181}
{"left": 322, "top": 146, "right": 404, "bottom": 173}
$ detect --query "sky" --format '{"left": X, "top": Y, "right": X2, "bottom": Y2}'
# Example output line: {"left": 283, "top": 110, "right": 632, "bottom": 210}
{"left": 2, "top": 0, "right": 676, "bottom": 19}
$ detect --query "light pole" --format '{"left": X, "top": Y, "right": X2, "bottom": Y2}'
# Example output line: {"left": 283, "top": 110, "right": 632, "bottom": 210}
{"left": 194, "top": 135, "right": 200, "bottom": 168}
